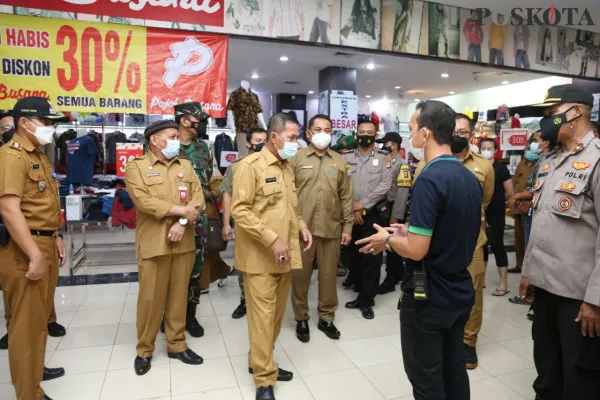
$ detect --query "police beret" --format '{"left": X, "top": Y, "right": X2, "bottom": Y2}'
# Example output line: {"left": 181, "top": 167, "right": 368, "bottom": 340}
{"left": 144, "top": 119, "right": 178, "bottom": 140}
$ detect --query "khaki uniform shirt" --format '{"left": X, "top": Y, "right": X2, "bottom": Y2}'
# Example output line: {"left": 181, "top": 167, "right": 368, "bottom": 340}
{"left": 219, "top": 159, "right": 241, "bottom": 196}
{"left": 125, "top": 151, "right": 204, "bottom": 260}
{"left": 290, "top": 146, "right": 354, "bottom": 239}
{"left": 0, "top": 134, "right": 60, "bottom": 231}
{"left": 343, "top": 148, "right": 393, "bottom": 211}
{"left": 232, "top": 147, "right": 307, "bottom": 274}
{"left": 523, "top": 132, "right": 600, "bottom": 306}
{"left": 386, "top": 154, "right": 412, "bottom": 221}
{"left": 415, "top": 150, "right": 494, "bottom": 274}
{"left": 513, "top": 159, "right": 535, "bottom": 193}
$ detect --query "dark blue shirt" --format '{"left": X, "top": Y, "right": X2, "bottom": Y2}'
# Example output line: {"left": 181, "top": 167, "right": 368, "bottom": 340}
{"left": 67, "top": 135, "right": 97, "bottom": 185}
{"left": 403, "top": 155, "right": 482, "bottom": 310}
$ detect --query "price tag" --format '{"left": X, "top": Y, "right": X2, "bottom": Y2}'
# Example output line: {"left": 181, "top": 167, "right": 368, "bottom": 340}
{"left": 116, "top": 143, "right": 144, "bottom": 177}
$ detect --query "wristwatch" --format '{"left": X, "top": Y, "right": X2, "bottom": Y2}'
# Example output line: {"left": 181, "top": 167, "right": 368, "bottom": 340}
{"left": 385, "top": 234, "right": 393, "bottom": 252}
{"left": 178, "top": 218, "right": 188, "bottom": 226}
{"left": 55, "top": 233, "right": 64, "bottom": 239}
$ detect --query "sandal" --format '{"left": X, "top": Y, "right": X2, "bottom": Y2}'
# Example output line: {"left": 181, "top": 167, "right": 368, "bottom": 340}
{"left": 492, "top": 288, "right": 510, "bottom": 296}
{"left": 508, "top": 295, "right": 531, "bottom": 305}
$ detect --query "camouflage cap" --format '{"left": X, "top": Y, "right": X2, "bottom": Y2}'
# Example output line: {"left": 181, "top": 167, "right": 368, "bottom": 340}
{"left": 335, "top": 135, "right": 357, "bottom": 151}
{"left": 174, "top": 102, "right": 209, "bottom": 121}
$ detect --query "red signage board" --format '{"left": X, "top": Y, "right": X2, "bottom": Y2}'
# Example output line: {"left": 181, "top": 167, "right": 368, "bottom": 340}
{"left": 1, "top": 0, "right": 225, "bottom": 27}
{"left": 116, "top": 143, "right": 144, "bottom": 177}
{"left": 500, "top": 129, "right": 528, "bottom": 151}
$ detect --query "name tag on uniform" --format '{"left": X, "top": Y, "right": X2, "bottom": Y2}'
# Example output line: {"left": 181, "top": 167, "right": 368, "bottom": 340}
{"left": 178, "top": 186, "right": 189, "bottom": 202}
{"left": 373, "top": 159, "right": 379, "bottom": 167}
{"left": 32, "top": 164, "right": 40, "bottom": 169}
{"left": 147, "top": 172, "right": 160, "bottom": 177}
{"left": 266, "top": 177, "right": 276, "bottom": 183}
{"left": 300, "top": 165, "right": 313, "bottom": 169}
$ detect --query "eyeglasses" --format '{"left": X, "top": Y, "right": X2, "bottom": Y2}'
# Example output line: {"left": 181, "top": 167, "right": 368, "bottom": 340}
{"left": 453, "top": 129, "right": 471, "bottom": 136}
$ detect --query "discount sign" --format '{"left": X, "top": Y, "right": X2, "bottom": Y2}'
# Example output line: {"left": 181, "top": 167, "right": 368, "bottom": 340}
{"left": 116, "top": 143, "right": 144, "bottom": 177}
{"left": 500, "top": 129, "right": 529, "bottom": 151}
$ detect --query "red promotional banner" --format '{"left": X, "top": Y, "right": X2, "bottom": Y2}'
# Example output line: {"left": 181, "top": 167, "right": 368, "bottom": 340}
{"left": 1, "top": 0, "right": 224, "bottom": 27}
{"left": 146, "top": 28, "right": 228, "bottom": 118}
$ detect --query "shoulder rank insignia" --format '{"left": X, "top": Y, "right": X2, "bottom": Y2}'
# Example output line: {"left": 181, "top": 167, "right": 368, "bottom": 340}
{"left": 385, "top": 160, "right": 392, "bottom": 168}
{"left": 572, "top": 161, "right": 590, "bottom": 170}
{"left": 345, "top": 164, "right": 351, "bottom": 176}
{"left": 559, "top": 181, "right": 576, "bottom": 193}
{"left": 9, "top": 141, "right": 22, "bottom": 151}
{"left": 541, "top": 164, "right": 550, "bottom": 171}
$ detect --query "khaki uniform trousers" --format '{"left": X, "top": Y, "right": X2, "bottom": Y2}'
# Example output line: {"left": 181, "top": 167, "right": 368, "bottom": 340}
{"left": 137, "top": 251, "right": 195, "bottom": 357}
{"left": 291, "top": 236, "right": 340, "bottom": 322}
{"left": 464, "top": 247, "right": 485, "bottom": 348}
{"left": 244, "top": 271, "right": 291, "bottom": 388}
{"left": 0, "top": 237, "right": 56, "bottom": 400}
{"left": 514, "top": 215, "right": 526, "bottom": 268}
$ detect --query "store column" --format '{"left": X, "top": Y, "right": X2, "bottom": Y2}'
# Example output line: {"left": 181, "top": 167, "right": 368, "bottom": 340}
{"left": 318, "top": 67, "right": 357, "bottom": 143}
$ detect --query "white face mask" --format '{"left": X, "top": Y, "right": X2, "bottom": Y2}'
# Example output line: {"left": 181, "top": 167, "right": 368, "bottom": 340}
{"left": 275, "top": 133, "right": 299, "bottom": 160}
{"left": 481, "top": 150, "right": 495, "bottom": 160}
{"left": 310, "top": 131, "right": 332, "bottom": 150}
{"left": 409, "top": 129, "right": 425, "bottom": 161}
{"left": 25, "top": 119, "right": 55, "bottom": 146}
{"left": 158, "top": 138, "right": 180, "bottom": 159}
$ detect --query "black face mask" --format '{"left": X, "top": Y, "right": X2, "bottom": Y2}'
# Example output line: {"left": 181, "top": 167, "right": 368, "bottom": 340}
{"left": 251, "top": 143, "right": 264, "bottom": 152}
{"left": 357, "top": 135, "right": 375, "bottom": 148}
{"left": 2, "top": 127, "right": 15, "bottom": 144}
{"left": 381, "top": 145, "right": 394, "bottom": 154}
{"left": 539, "top": 106, "right": 580, "bottom": 142}
{"left": 451, "top": 136, "right": 469, "bottom": 154}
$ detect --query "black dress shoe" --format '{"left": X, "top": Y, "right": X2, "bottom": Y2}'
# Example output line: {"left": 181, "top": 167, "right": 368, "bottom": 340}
{"left": 42, "top": 367, "right": 65, "bottom": 381}
{"left": 318, "top": 320, "right": 341, "bottom": 340}
{"left": 361, "top": 307, "right": 375, "bottom": 320}
{"left": 134, "top": 356, "right": 152, "bottom": 376}
{"left": 168, "top": 348, "right": 204, "bottom": 365}
{"left": 345, "top": 299, "right": 359, "bottom": 309}
{"left": 232, "top": 300, "right": 247, "bottom": 319}
{"left": 248, "top": 367, "right": 293, "bottom": 382}
{"left": 0, "top": 333, "right": 7, "bottom": 350}
{"left": 42, "top": 395, "right": 54, "bottom": 400}
{"left": 296, "top": 320, "right": 310, "bottom": 343}
{"left": 47, "top": 322, "right": 66, "bottom": 337}
{"left": 256, "top": 385, "right": 275, "bottom": 400}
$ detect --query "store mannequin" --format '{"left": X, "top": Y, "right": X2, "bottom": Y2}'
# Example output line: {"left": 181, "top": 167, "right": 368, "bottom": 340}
{"left": 227, "top": 80, "right": 267, "bottom": 157}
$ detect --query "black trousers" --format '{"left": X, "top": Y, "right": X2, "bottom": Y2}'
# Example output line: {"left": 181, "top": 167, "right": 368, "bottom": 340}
{"left": 384, "top": 250, "right": 404, "bottom": 284}
{"left": 400, "top": 294, "right": 472, "bottom": 400}
{"left": 532, "top": 288, "right": 600, "bottom": 400}
{"left": 483, "top": 213, "right": 508, "bottom": 267}
{"left": 348, "top": 213, "right": 383, "bottom": 307}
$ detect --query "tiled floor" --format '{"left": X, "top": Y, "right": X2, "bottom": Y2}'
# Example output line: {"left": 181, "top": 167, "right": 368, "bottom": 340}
{"left": 0, "top": 250, "right": 537, "bottom": 400}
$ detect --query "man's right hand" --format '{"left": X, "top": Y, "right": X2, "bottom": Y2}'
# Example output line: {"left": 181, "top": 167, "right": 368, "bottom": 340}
{"left": 271, "top": 237, "right": 291, "bottom": 267}
{"left": 519, "top": 276, "right": 534, "bottom": 304}
{"left": 26, "top": 252, "right": 47, "bottom": 281}
{"left": 222, "top": 223, "right": 233, "bottom": 241}
{"left": 353, "top": 211, "right": 363, "bottom": 225}
{"left": 184, "top": 206, "right": 200, "bottom": 222}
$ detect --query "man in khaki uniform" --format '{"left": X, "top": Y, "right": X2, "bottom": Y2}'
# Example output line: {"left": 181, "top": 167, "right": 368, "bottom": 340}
{"left": 413, "top": 113, "right": 494, "bottom": 370}
{"left": 0, "top": 97, "right": 67, "bottom": 400}
{"left": 232, "top": 113, "right": 312, "bottom": 400}
{"left": 290, "top": 114, "right": 353, "bottom": 343}
{"left": 125, "top": 120, "right": 205, "bottom": 376}
{"left": 220, "top": 128, "right": 268, "bottom": 319}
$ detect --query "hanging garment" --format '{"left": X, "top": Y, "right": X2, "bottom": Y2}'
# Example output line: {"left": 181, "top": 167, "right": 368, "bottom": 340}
{"left": 66, "top": 135, "right": 97, "bottom": 185}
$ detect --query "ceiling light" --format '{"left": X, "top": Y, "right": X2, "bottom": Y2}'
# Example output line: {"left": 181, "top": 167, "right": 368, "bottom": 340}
{"left": 502, "top": 80, "right": 510, "bottom": 84}
{"left": 441, "top": 73, "right": 449, "bottom": 78}
{"left": 366, "top": 95, "right": 372, "bottom": 98}
{"left": 279, "top": 56, "right": 289, "bottom": 62}
{"left": 251, "top": 73, "right": 259, "bottom": 79}
{"left": 394, "top": 86, "right": 401, "bottom": 89}
{"left": 308, "top": 90, "right": 315, "bottom": 94}
{"left": 366, "top": 63, "right": 375, "bottom": 70}
{"left": 414, "top": 99, "right": 421, "bottom": 102}
{"left": 448, "top": 91, "right": 455, "bottom": 94}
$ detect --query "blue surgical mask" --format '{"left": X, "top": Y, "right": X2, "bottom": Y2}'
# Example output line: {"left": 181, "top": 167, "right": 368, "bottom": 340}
{"left": 524, "top": 151, "right": 539, "bottom": 161}
{"left": 275, "top": 133, "right": 299, "bottom": 160}
{"left": 530, "top": 142, "right": 542, "bottom": 154}
{"left": 160, "top": 138, "right": 180, "bottom": 159}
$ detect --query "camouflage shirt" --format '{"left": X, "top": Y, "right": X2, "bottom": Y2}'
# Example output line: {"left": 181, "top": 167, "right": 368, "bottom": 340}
{"left": 179, "top": 138, "right": 213, "bottom": 190}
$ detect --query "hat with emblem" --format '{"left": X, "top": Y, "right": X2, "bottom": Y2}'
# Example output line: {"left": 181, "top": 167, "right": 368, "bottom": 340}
{"left": 533, "top": 84, "right": 594, "bottom": 108}
{"left": 335, "top": 135, "right": 357, "bottom": 151}
{"left": 12, "top": 97, "right": 66, "bottom": 121}
{"left": 173, "top": 102, "right": 209, "bottom": 121}
{"left": 144, "top": 119, "right": 178, "bottom": 140}
{"left": 376, "top": 131, "right": 403, "bottom": 144}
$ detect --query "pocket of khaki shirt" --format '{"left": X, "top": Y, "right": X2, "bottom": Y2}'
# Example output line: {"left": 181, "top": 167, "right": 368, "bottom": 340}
{"left": 26, "top": 169, "right": 49, "bottom": 198}
{"left": 549, "top": 179, "right": 586, "bottom": 219}
{"left": 262, "top": 183, "right": 284, "bottom": 208}
{"left": 140, "top": 174, "right": 167, "bottom": 199}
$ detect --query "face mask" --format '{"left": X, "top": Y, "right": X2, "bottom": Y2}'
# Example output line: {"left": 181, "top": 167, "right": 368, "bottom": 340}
{"left": 275, "top": 133, "right": 299, "bottom": 160}
{"left": 250, "top": 143, "right": 264, "bottom": 153}
{"left": 539, "top": 106, "right": 580, "bottom": 142}
{"left": 530, "top": 142, "right": 542, "bottom": 154}
{"left": 310, "top": 132, "right": 332, "bottom": 150}
{"left": 481, "top": 150, "right": 495, "bottom": 160}
{"left": 2, "top": 127, "right": 15, "bottom": 143}
{"left": 451, "top": 136, "right": 469, "bottom": 154}
{"left": 159, "top": 138, "right": 180, "bottom": 159}
{"left": 409, "top": 129, "right": 425, "bottom": 161}
{"left": 357, "top": 135, "right": 375, "bottom": 148}
{"left": 381, "top": 145, "right": 394, "bottom": 154}
{"left": 524, "top": 151, "right": 539, "bottom": 161}
{"left": 25, "top": 120, "right": 55, "bottom": 146}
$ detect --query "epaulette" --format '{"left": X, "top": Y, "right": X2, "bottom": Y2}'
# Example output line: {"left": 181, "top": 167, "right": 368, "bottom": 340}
{"left": 9, "top": 141, "right": 22, "bottom": 151}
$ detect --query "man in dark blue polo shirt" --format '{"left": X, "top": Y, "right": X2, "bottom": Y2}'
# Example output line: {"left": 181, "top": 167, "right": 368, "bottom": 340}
{"left": 357, "top": 100, "right": 482, "bottom": 400}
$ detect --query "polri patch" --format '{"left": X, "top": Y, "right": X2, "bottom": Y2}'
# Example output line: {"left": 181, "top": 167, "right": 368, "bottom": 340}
{"left": 266, "top": 177, "right": 277, "bottom": 183}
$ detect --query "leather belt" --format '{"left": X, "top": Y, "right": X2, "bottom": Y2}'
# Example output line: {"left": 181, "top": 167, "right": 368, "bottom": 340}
{"left": 30, "top": 230, "right": 55, "bottom": 237}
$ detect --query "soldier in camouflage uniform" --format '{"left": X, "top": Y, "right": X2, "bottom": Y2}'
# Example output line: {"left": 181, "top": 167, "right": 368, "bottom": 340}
{"left": 174, "top": 102, "right": 213, "bottom": 337}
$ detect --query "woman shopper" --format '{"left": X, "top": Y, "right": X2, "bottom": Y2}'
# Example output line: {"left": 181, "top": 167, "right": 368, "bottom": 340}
{"left": 480, "top": 138, "right": 513, "bottom": 296}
